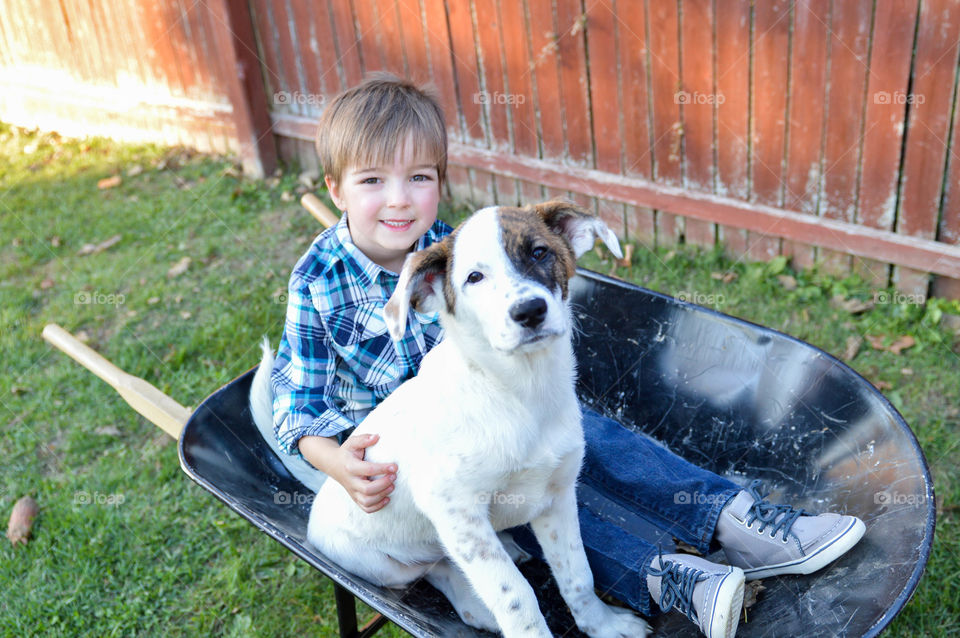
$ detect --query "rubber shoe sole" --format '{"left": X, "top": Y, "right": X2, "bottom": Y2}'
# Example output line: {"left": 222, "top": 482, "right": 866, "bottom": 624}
{"left": 742, "top": 517, "right": 866, "bottom": 581}
{"left": 706, "top": 567, "right": 744, "bottom": 638}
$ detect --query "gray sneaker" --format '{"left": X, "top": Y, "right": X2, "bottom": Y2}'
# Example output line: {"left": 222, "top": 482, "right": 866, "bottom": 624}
{"left": 645, "top": 551, "right": 744, "bottom": 638}
{"left": 716, "top": 480, "right": 866, "bottom": 581}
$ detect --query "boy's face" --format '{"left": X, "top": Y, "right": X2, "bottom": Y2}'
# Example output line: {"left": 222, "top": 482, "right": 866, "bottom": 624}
{"left": 326, "top": 137, "right": 440, "bottom": 274}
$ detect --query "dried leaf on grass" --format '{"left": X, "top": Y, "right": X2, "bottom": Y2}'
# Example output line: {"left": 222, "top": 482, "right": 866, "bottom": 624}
{"left": 6, "top": 496, "right": 39, "bottom": 546}
{"left": 831, "top": 294, "right": 875, "bottom": 314}
{"left": 77, "top": 234, "right": 122, "bottom": 256}
{"left": 97, "top": 175, "right": 122, "bottom": 190}
{"left": 866, "top": 334, "right": 916, "bottom": 355}
{"left": 843, "top": 335, "right": 863, "bottom": 361}
{"left": 167, "top": 256, "right": 191, "bottom": 278}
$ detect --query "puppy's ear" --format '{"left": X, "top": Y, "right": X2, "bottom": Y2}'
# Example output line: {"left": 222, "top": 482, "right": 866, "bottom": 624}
{"left": 384, "top": 240, "right": 451, "bottom": 341}
{"left": 533, "top": 198, "right": 623, "bottom": 259}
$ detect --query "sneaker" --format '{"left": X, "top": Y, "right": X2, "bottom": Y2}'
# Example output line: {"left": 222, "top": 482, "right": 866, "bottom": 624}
{"left": 645, "top": 550, "right": 744, "bottom": 638}
{"left": 716, "top": 480, "right": 866, "bottom": 581}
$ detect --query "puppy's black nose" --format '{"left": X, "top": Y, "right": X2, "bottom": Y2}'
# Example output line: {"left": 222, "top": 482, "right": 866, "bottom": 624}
{"left": 510, "top": 297, "right": 548, "bottom": 329}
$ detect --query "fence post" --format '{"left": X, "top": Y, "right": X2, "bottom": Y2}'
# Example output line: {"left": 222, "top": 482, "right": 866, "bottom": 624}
{"left": 206, "top": 0, "right": 277, "bottom": 179}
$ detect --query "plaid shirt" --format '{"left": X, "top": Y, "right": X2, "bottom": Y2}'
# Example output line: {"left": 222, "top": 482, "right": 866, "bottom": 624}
{"left": 271, "top": 214, "right": 452, "bottom": 455}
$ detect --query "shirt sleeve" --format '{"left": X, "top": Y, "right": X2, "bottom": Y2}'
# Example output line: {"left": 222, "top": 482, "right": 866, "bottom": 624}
{"left": 271, "top": 276, "right": 356, "bottom": 455}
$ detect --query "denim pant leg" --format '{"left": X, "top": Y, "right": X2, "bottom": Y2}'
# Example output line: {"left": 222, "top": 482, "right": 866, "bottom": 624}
{"left": 578, "top": 409, "right": 741, "bottom": 554}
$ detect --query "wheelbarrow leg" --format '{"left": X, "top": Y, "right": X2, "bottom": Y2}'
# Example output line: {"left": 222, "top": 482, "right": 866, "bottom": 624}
{"left": 334, "top": 582, "right": 389, "bottom": 638}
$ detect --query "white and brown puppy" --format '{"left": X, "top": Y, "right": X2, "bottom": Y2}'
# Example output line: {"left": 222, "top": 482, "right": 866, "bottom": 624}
{"left": 251, "top": 200, "right": 649, "bottom": 638}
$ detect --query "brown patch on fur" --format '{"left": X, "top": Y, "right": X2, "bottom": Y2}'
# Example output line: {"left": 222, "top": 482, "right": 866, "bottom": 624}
{"left": 402, "top": 234, "right": 457, "bottom": 315}
{"left": 497, "top": 205, "right": 578, "bottom": 298}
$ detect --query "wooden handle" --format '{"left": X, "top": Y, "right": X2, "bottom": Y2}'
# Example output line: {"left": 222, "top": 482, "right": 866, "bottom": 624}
{"left": 301, "top": 193, "right": 340, "bottom": 228}
{"left": 41, "top": 324, "right": 190, "bottom": 439}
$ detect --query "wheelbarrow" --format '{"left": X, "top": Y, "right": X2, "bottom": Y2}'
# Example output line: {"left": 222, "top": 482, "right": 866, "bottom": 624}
{"left": 43, "top": 195, "right": 934, "bottom": 637}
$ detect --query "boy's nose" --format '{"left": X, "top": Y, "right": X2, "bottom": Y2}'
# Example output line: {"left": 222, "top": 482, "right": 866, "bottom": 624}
{"left": 386, "top": 181, "right": 411, "bottom": 207}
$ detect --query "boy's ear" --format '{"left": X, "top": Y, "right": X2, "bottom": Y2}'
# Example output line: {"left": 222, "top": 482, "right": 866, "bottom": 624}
{"left": 532, "top": 198, "right": 623, "bottom": 259}
{"left": 324, "top": 175, "right": 344, "bottom": 210}
{"left": 384, "top": 240, "right": 451, "bottom": 341}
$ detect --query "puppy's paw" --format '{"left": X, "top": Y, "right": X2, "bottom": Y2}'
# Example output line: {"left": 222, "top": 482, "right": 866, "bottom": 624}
{"left": 586, "top": 605, "right": 650, "bottom": 638}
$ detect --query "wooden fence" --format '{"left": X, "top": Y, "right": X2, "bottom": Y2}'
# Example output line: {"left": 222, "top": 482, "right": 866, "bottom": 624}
{"left": 2, "top": 0, "right": 960, "bottom": 299}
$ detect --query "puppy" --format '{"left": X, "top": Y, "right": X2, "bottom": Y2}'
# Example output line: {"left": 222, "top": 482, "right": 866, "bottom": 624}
{"left": 251, "top": 200, "right": 649, "bottom": 638}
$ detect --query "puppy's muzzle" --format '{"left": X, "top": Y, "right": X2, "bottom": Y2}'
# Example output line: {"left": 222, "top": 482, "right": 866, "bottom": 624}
{"left": 510, "top": 297, "right": 548, "bottom": 329}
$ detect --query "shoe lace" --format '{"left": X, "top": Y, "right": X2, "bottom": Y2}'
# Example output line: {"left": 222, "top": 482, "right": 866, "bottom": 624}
{"left": 745, "top": 479, "right": 807, "bottom": 544}
{"left": 646, "top": 548, "right": 707, "bottom": 623}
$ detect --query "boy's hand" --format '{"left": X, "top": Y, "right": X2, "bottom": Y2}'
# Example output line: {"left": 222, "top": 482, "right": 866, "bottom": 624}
{"left": 335, "top": 434, "right": 397, "bottom": 513}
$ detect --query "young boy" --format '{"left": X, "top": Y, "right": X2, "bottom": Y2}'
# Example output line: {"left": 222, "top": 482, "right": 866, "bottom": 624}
{"left": 269, "top": 73, "right": 865, "bottom": 638}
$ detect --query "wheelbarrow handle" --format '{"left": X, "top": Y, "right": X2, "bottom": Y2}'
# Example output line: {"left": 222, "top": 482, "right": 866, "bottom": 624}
{"left": 301, "top": 193, "right": 340, "bottom": 228}
{"left": 41, "top": 323, "right": 190, "bottom": 439}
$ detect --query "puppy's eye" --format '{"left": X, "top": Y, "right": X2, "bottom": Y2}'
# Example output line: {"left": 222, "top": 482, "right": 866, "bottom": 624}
{"left": 466, "top": 271, "right": 484, "bottom": 284}
{"left": 531, "top": 246, "right": 549, "bottom": 261}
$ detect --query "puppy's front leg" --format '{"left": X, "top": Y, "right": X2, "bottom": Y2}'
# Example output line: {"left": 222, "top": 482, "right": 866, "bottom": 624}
{"left": 531, "top": 481, "right": 650, "bottom": 638}
{"left": 421, "top": 500, "right": 551, "bottom": 638}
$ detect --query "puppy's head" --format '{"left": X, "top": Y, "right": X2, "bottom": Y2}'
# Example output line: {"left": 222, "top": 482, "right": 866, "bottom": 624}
{"left": 385, "top": 199, "right": 622, "bottom": 354}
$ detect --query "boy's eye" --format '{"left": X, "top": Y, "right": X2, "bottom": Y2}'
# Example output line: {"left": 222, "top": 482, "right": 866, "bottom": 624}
{"left": 360, "top": 177, "right": 381, "bottom": 185}
{"left": 411, "top": 174, "right": 433, "bottom": 182}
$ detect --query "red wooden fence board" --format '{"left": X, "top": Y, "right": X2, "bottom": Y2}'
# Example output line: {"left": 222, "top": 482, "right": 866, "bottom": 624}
{"left": 782, "top": 0, "right": 829, "bottom": 269}
{"left": 749, "top": 0, "right": 790, "bottom": 261}
{"left": 856, "top": 0, "right": 918, "bottom": 286}
{"left": 680, "top": 0, "right": 717, "bottom": 248}
{"left": 714, "top": 0, "right": 751, "bottom": 260}
{"left": 893, "top": 0, "right": 960, "bottom": 295}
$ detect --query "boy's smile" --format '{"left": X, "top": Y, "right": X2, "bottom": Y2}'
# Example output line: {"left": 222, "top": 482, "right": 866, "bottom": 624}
{"left": 326, "top": 137, "right": 440, "bottom": 274}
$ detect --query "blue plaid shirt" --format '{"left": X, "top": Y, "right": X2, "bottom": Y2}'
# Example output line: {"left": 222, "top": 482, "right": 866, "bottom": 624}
{"left": 271, "top": 214, "right": 452, "bottom": 455}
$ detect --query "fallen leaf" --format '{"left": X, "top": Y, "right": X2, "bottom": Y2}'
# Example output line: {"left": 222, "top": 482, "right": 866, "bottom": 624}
{"left": 831, "top": 294, "right": 874, "bottom": 314}
{"left": 888, "top": 335, "right": 916, "bottom": 355}
{"left": 777, "top": 274, "right": 798, "bottom": 290}
{"left": 180, "top": 311, "right": 192, "bottom": 320}
{"left": 147, "top": 296, "right": 160, "bottom": 305}
{"left": 6, "top": 496, "right": 39, "bottom": 546}
{"left": 742, "top": 580, "right": 766, "bottom": 610}
{"left": 95, "top": 426, "right": 122, "bottom": 437}
{"left": 843, "top": 335, "right": 863, "bottom": 361}
{"left": 901, "top": 367, "right": 914, "bottom": 376}
{"left": 50, "top": 236, "right": 61, "bottom": 247}
{"left": 167, "top": 257, "right": 191, "bottom": 278}
{"left": 40, "top": 278, "right": 54, "bottom": 289}
{"left": 77, "top": 234, "right": 122, "bottom": 256}
{"left": 874, "top": 380, "right": 893, "bottom": 391}
{"left": 97, "top": 175, "right": 122, "bottom": 190}
{"left": 126, "top": 164, "right": 143, "bottom": 177}
{"left": 866, "top": 335, "right": 886, "bottom": 350}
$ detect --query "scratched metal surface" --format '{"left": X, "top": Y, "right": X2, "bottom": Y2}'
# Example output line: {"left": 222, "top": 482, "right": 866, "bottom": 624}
{"left": 179, "top": 270, "right": 933, "bottom": 637}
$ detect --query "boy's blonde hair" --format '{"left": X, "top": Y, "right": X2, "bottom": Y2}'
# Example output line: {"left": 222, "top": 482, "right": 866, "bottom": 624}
{"left": 316, "top": 73, "right": 447, "bottom": 188}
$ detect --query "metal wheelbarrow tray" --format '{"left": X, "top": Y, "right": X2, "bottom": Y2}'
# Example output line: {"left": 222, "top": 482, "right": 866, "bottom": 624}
{"left": 178, "top": 269, "right": 935, "bottom": 638}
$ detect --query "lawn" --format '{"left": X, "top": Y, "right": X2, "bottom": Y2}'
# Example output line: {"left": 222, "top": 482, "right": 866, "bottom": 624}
{"left": 1, "top": 123, "right": 958, "bottom": 637}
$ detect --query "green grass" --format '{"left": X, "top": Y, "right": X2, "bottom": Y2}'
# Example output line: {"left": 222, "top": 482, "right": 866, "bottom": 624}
{"left": 1, "top": 123, "right": 958, "bottom": 636}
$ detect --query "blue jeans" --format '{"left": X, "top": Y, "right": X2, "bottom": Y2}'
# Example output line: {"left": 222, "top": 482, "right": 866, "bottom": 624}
{"left": 510, "top": 409, "right": 741, "bottom": 616}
